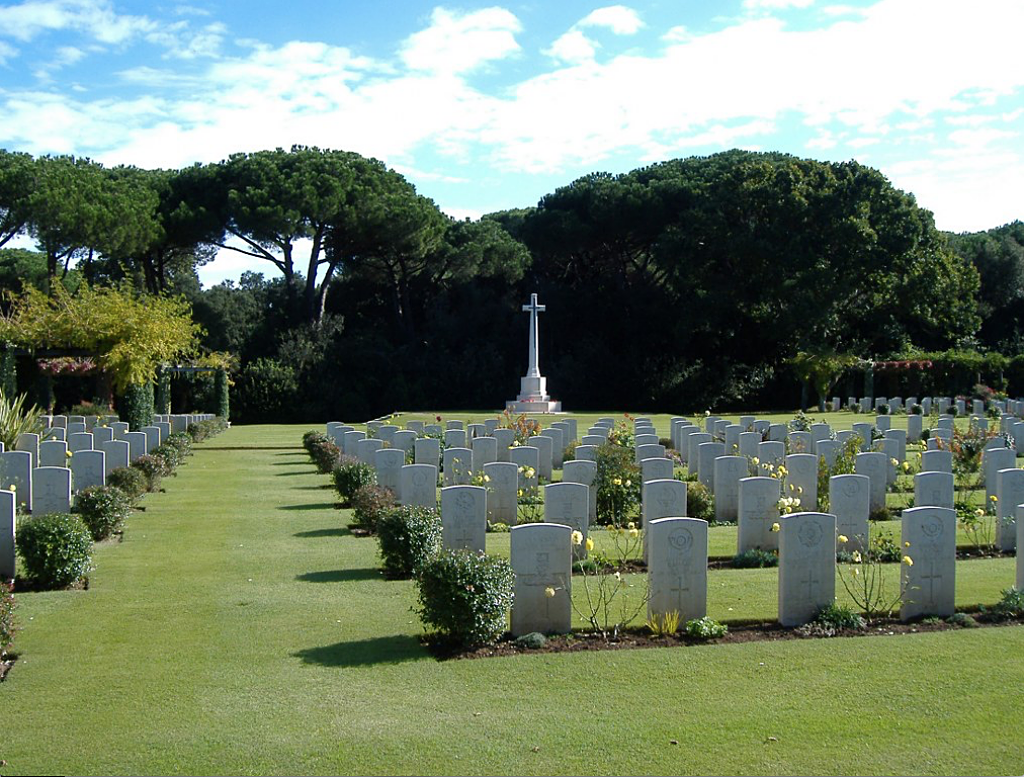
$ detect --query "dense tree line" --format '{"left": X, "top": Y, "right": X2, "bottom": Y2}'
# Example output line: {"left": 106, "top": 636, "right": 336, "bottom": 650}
{"left": 0, "top": 146, "right": 1016, "bottom": 420}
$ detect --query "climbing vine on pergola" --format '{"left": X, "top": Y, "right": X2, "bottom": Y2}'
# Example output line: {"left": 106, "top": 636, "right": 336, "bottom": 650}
{"left": 0, "top": 283, "right": 203, "bottom": 392}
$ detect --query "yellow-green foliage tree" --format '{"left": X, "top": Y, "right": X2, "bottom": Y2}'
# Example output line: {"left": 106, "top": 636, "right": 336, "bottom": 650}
{"left": 0, "top": 282, "right": 202, "bottom": 393}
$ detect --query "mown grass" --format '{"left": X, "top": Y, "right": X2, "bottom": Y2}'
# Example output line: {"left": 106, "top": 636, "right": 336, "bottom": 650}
{"left": 1, "top": 419, "right": 1022, "bottom": 776}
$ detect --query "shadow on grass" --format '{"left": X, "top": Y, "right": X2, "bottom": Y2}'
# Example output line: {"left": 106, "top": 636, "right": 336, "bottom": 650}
{"left": 292, "top": 484, "right": 335, "bottom": 491}
{"left": 294, "top": 527, "right": 351, "bottom": 538}
{"left": 293, "top": 634, "right": 426, "bottom": 668}
{"left": 296, "top": 568, "right": 380, "bottom": 583}
{"left": 275, "top": 470, "right": 316, "bottom": 477}
{"left": 278, "top": 502, "right": 339, "bottom": 511}
{"left": 272, "top": 460, "right": 308, "bottom": 466}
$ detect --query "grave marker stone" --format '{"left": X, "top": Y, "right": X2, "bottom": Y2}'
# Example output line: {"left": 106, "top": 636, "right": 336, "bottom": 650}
{"left": 32, "top": 466, "right": 71, "bottom": 515}
{"left": 471, "top": 436, "right": 498, "bottom": 475}
{"left": 901, "top": 506, "right": 956, "bottom": 620}
{"left": 441, "top": 485, "right": 486, "bottom": 553}
{"left": 99, "top": 439, "right": 130, "bottom": 478}
{"left": 443, "top": 448, "right": 474, "bottom": 486}
{"left": 737, "top": 476, "right": 780, "bottom": 553}
{"left": 996, "top": 468, "right": 1024, "bottom": 551}
{"left": 921, "top": 449, "right": 953, "bottom": 474}
{"left": 696, "top": 442, "right": 725, "bottom": 493}
{"left": 785, "top": 453, "right": 819, "bottom": 512}
{"left": 0, "top": 490, "right": 14, "bottom": 579}
{"left": 855, "top": 451, "right": 887, "bottom": 514}
{"left": 510, "top": 523, "right": 572, "bottom": 637}
{"left": 0, "top": 452, "right": 31, "bottom": 512}
{"left": 914, "top": 471, "right": 954, "bottom": 510}
{"left": 399, "top": 464, "right": 437, "bottom": 509}
{"left": 414, "top": 437, "right": 441, "bottom": 472}
{"left": 375, "top": 448, "right": 405, "bottom": 494}
{"left": 39, "top": 440, "right": 69, "bottom": 468}
{"left": 70, "top": 450, "right": 105, "bottom": 493}
{"left": 778, "top": 511, "right": 837, "bottom": 627}
{"left": 830, "top": 474, "right": 870, "bottom": 553}
{"left": 713, "top": 455, "right": 747, "bottom": 522}
{"left": 648, "top": 517, "right": 708, "bottom": 626}
{"left": 544, "top": 482, "right": 590, "bottom": 560}
{"left": 562, "top": 459, "right": 597, "bottom": 524}
{"left": 526, "top": 435, "right": 554, "bottom": 482}
{"left": 483, "top": 461, "right": 518, "bottom": 525}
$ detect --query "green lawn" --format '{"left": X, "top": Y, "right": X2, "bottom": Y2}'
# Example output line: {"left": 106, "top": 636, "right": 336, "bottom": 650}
{"left": 2, "top": 419, "right": 1023, "bottom": 776}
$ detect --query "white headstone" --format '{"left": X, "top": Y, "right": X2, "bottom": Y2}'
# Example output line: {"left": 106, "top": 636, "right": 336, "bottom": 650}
{"left": 375, "top": 448, "right": 405, "bottom": 494}
{"left": 510, "top": 523, "right": 572, "bottom": 636}
{"left": 70, "top": 450, "right": 106, "bottom": 494}
{"left": 687, "top": 433, "right": 712, "bottom": 475}
{"left": 471, "top": 436, "right": 497, "bottom": 475}
{"left": 574, "top": 445, "right": 597, "bottom": 462}
{"left": 440, "top": 485, "right": 487, "bottom": 553}
{"left": 785, "top": 453, "right": 819, "bottom": 512}
{"left": 32, "top": 466, "right": 72, "bottom": 515}
{"left": 900, "top": 507, "right": 956, "bottom": 621}
{"left": 492, "top": 429, "right": 515, "bottom": 462}
{"left": 737, "top": 476, "right": 781, "bottom": 553}
{"left": 442, "top": 447, "right": 474, "bottom": 487}
{"left": 920, "top": 449, "right": 953, "bottom": 474}
{"left": 399, "top": 464, "right": 437, "bottom": 509}
{"left": 544, "top": 482, "right": 590, "bottom": 560}
{"left": 67, "top": 431, "right": 94, "bottom": 453}
{"left": 643, "top": 478, "right": 687, "bottom": 560}
{"left": 0, "top": 490, "right": 15, "bottom": 579}
{"left": 483, "top": 461, "right": 518, "bottom": 525}
{"left": 914, "top": 471, "right": 954, "bottom": 510}
{"left": 648, "top": 517, "right": 708, "bottom": 626}
{"left": 99, "top": 439, "right": 130, "bottom": 477}
{"left": 15, "top": 432, "right": 39, "bottom": 469}
{"left": 444, "top": 429, "right": 467, "bottom": 449}
{"left": 713, "top": 455, "right": 747, "bottom": 522}
{"left": 641, "top": 457, "right": 674, "bottom": 484}
{"left": 996, "top": 468, "right": 1024, "bottom": 552}
{"left": 855, "top": 451, "right": 888, "bottom": 514}
{"left": 39, "top": 439, "right": 69, "bottom": 468}
{"left": 787, "top": 431, "right": 812, "bottom": 454}
{"left": 778, "top": 512, "right": 837, "bottom": 627}
{"left": 392, "top": 430, "right": 417, "bottom": 456}
{"left": 696, "top": 442, "right": 725, "bottom": 493}
{"left": 907, "top": 414, "right": 923, "bottom": 442}
{"left": 562, "top": 459, "right": 597, "bottom": 524}
{"left": 509, "top": 446, "right": 539, "bottom": 495}
{"left": 757, "top": 440, "right": 786, "bottom": 469}
{"left": 124, "top": 431, "right": 147, "bottom": 463}
{"left": 830, "top": 474, "right": 870, "bottom": 553}
{"left": 0, "top": 451, "right": 32, "bottom": 512}
{"left": 984, "top": 446, "right": 1016, "bottom": 505}
{"left": 414, "top": 437, "right": 441, "bottom": 471}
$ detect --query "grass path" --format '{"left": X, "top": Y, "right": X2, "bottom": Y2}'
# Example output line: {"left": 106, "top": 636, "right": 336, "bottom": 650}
{"left": 2, "top": 422, "right": 1023, "bottom": 775}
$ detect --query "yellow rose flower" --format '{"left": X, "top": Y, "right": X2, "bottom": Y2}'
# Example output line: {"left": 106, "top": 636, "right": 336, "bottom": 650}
{"left": 852, "top": 551, "right": 862, "bottom": 563}
{"left": 544, "top": 587, "right": 556, "bottom": 598}
{"left": 571, "top": 530, "right": 583, "bottom": 546}
{"left": 627, "top": 522, "right": 635, "bottom": 530}
{"left": 902, "top": 555, "right": 914, "bottom": 567}
{"left": 629, "top": 528, "right": 639, "bottom": 538}
{"left": 8, "top": 484, "right": 15, "bottom": 492}
{"left": 771, "top": 522, "right": 781, "bottom": 532}
{"left": 585, "top": 537, "right": 594, "bottom": 551}
{"left": 838, "top": 534, "right": 849, "bottom": 544}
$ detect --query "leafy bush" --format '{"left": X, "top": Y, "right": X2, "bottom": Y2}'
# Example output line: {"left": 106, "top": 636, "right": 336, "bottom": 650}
{"left": 163, "top": 432, "right": 192, "bottom": 460}
{"left": 562, "top": 441, "right": 577, "bottom": 463}
{"left": 309, "top": 437, "right": 341, "bottom": 475}
{"left": 16, "top": 513, "right": 93, "bottom": 588}
{"left": 74, "top": 485, "right": 133, "bottom": 541}
{"left": 815, "top": 602, "right": 866, "bottom": 631}
{"left": 487, "top": 521, "right": 510, "bottom": 533}
{"left": 594, "top": 443, "right": 641, "bottom": 524}
{"left": 349, "top": 483, "right": 396, "bottom": 533}
{"left": 910, "top": 404, "right": 923, "bottom": 415}
{"left": 659, "top": 437, "right": 673, "bottom": 450}
{"left": 332, "top": 455, "right": 374, "bottom": 505}
{"left": 686, "top": 481, "right": 714, "bottom": 522}
{"left": 153, "top": 443, "right": 183, "bottom": 470}
{"left": 232, "top": 357, "right": 299, "bottom": 423}
{"left": 992, "top": 587, "right": 1024, "bottom": 620}
{"left": 66, "top": 401, "right": 110, "bottom": 418}
{"left": 732, "top": 548, "right": 778, "bottom": 568}
{"left": 119, "top": 381, "right": 154, "bottom": 431}
{"left": 947, "top": 611, "right": 978, "bottom": 628}
{"left": 684, "top": 616, "right": 728, "bottom": 640}
{"left": 302, "top": 430, "right": 327, "bottom": 454}
{"left": 0, "top": 579, "right": 15, "bottom": 657}
{"left": 375, "top": 505, "right": 442, "bottom": 579}
{"left": 107, "top": 467, "right": 148, "bottom": 504}
{"left": 415, "top": 549, "right": 514, "bottom": 647}
{"left": 186, "top": 418, "right": 227, "bottom": 442}
{"left": 870, "top": 531, "right": 902, "bottom": 562}
{"left": 132, "top": 454, "right": 168, "bottom": 492}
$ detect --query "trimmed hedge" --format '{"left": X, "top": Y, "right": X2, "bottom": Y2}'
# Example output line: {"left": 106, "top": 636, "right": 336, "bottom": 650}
{"left": 16, "top": 513, "right": 93, "bottom": 588}
{"left": 416, "top": 549, "right": 514, "bottom": 647}
{"left": 376, "top": 505, "right": 442, "bottom": 579}
{"left": 74, "top": 485, "right": 134, "bottom": 541}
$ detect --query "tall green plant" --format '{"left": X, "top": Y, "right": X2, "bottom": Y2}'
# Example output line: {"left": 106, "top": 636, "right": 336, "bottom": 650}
{"left": 0, "top": 390, "right": 43, "bottom": 449}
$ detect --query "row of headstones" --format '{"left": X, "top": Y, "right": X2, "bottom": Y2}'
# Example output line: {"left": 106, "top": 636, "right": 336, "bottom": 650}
{"left": 833, "top": 396, "right": 1024, "bottom": 416}
{"left": 0, "top": 413, "right": 211, "bottom": 516}
{"left": 40, "top": 413, "right": 212, "bottom": 437}
{"left": 326, "top": 418, "right": 581, "bottom": 484}
{"left": 0, "top": 414, "right": 212, "bottom": 579}
{"left": 667, "top": 411, "right": 1024, "bottom": 550}
{"left": 508, "top": 506, "right": 1018, "bottom": 636}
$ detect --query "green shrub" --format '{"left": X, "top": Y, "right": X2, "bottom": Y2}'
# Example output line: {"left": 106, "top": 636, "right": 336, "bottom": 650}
{"left": 132, "top": 454, "right": 167, "bottom": 492}
{"left": 107, "top": 467, "right": 148, "bottom": 504}
{"left": 119, "top": 381, "right": 154, "bottom": 431}
{"left": 309, "top": 437, "right": 341, "bottom": 475}
{"left": 594, "top": 443, "right": 641, "bottom": 524}
{"left": 659, "top": 437, "right": 673, "bottom": 450}
{"left": 562, "top": 441, "right": 577, "bottom": 463}
{"left": 66, "top": 401, "right": 109, "bottom": 418}
{"left": 992, "top": 586, "right": 1024, "bottom": 620}
{"left": 232, "top": 357, "right": 299, "bottom": 423}
{"left": 349, "top": 483, "right": 396, "bottom": 533}
{"left": 332, "top": 455, "right": 374, "bottom": 504}
{"left": 154, "top": 366, "right": 171, "bottom": 415}
{"left": 154, "top": 443, "right": 183, "bottom": 470}
{"left": 0, "top": 579, "right": 15, "bottom": 657}
{"left": 815, "top": 602, "right": 866, "bottom": 631}
{"left": 302, "top": 430, "right": 327, "bottom": 454}
{"left": 910, "top": 404, "right": 923, "bottom": 415}
{"left": 487, "top": 521, "right": 510, "bottom": 533}
{"left": 684, "top": 616, "right": 728, "bottom": 640}
{"left": 74, "top": 485, "right": 133, "bottom": 541}
{"left": 16, "top": 513, "right": 93, "bottom": 588}
{"left": 375, "top": 505, "right": 442, "bottom": 579}
{"left": 870, "top": 531, "right": 902, "bottom": 562}
{"left": 214, "top": 368, "right": 230, "bottom": 420}
{"left": 686, "top": 481, "right": 714, "bottom": 522}
{"left": 947, "top": 611, "right": 978, "bottom": 628}
{"left": 416, "top": 549, "right": 514, "bottom": 647}
{"left": 164, "top": 432, "right": 192, "bottom": 460}
{"left": 732, "top": 548, "right": 778, "bottom": 568}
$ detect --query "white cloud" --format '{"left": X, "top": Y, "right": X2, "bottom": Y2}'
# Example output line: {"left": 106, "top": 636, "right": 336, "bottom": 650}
{"left": 544, "top": 30, "right": 598, "bottom": 64}
{"left": 0, "top": 40, "right": 17, "bottom": 63}
{"left": 578, "top": 5, "right": 644, "bottom": 34}
{"left": 0, "top": 0, "right": 155, "bottom": 44}
{"left": 848, "top": 136, "right": 880, "bottom": 148}
{"left": 743, "top": 0, "right": 815, "bottom": 9}
{"left": 146, "top": 21, "right": 226, "bottom": 59}
{"left": 400, "top": 7, "right": 521, "bottom": 73}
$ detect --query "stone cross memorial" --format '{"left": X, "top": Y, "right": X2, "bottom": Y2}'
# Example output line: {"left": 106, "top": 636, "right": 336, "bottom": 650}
{"left": 506, "top": 293, "right": 562, "bottom": 413}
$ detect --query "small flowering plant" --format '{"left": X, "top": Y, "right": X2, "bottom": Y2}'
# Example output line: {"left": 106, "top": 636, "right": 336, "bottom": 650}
{"left": 571, "top": 522, "right": 648, "bottom": 640}
{"left": 836, "top": 530, "right": 913, "bottom": 620}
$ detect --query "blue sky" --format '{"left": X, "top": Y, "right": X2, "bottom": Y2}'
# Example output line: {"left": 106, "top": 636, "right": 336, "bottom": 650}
{"left": 1, "top": 0, "right": 1022, "bottom": 286}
